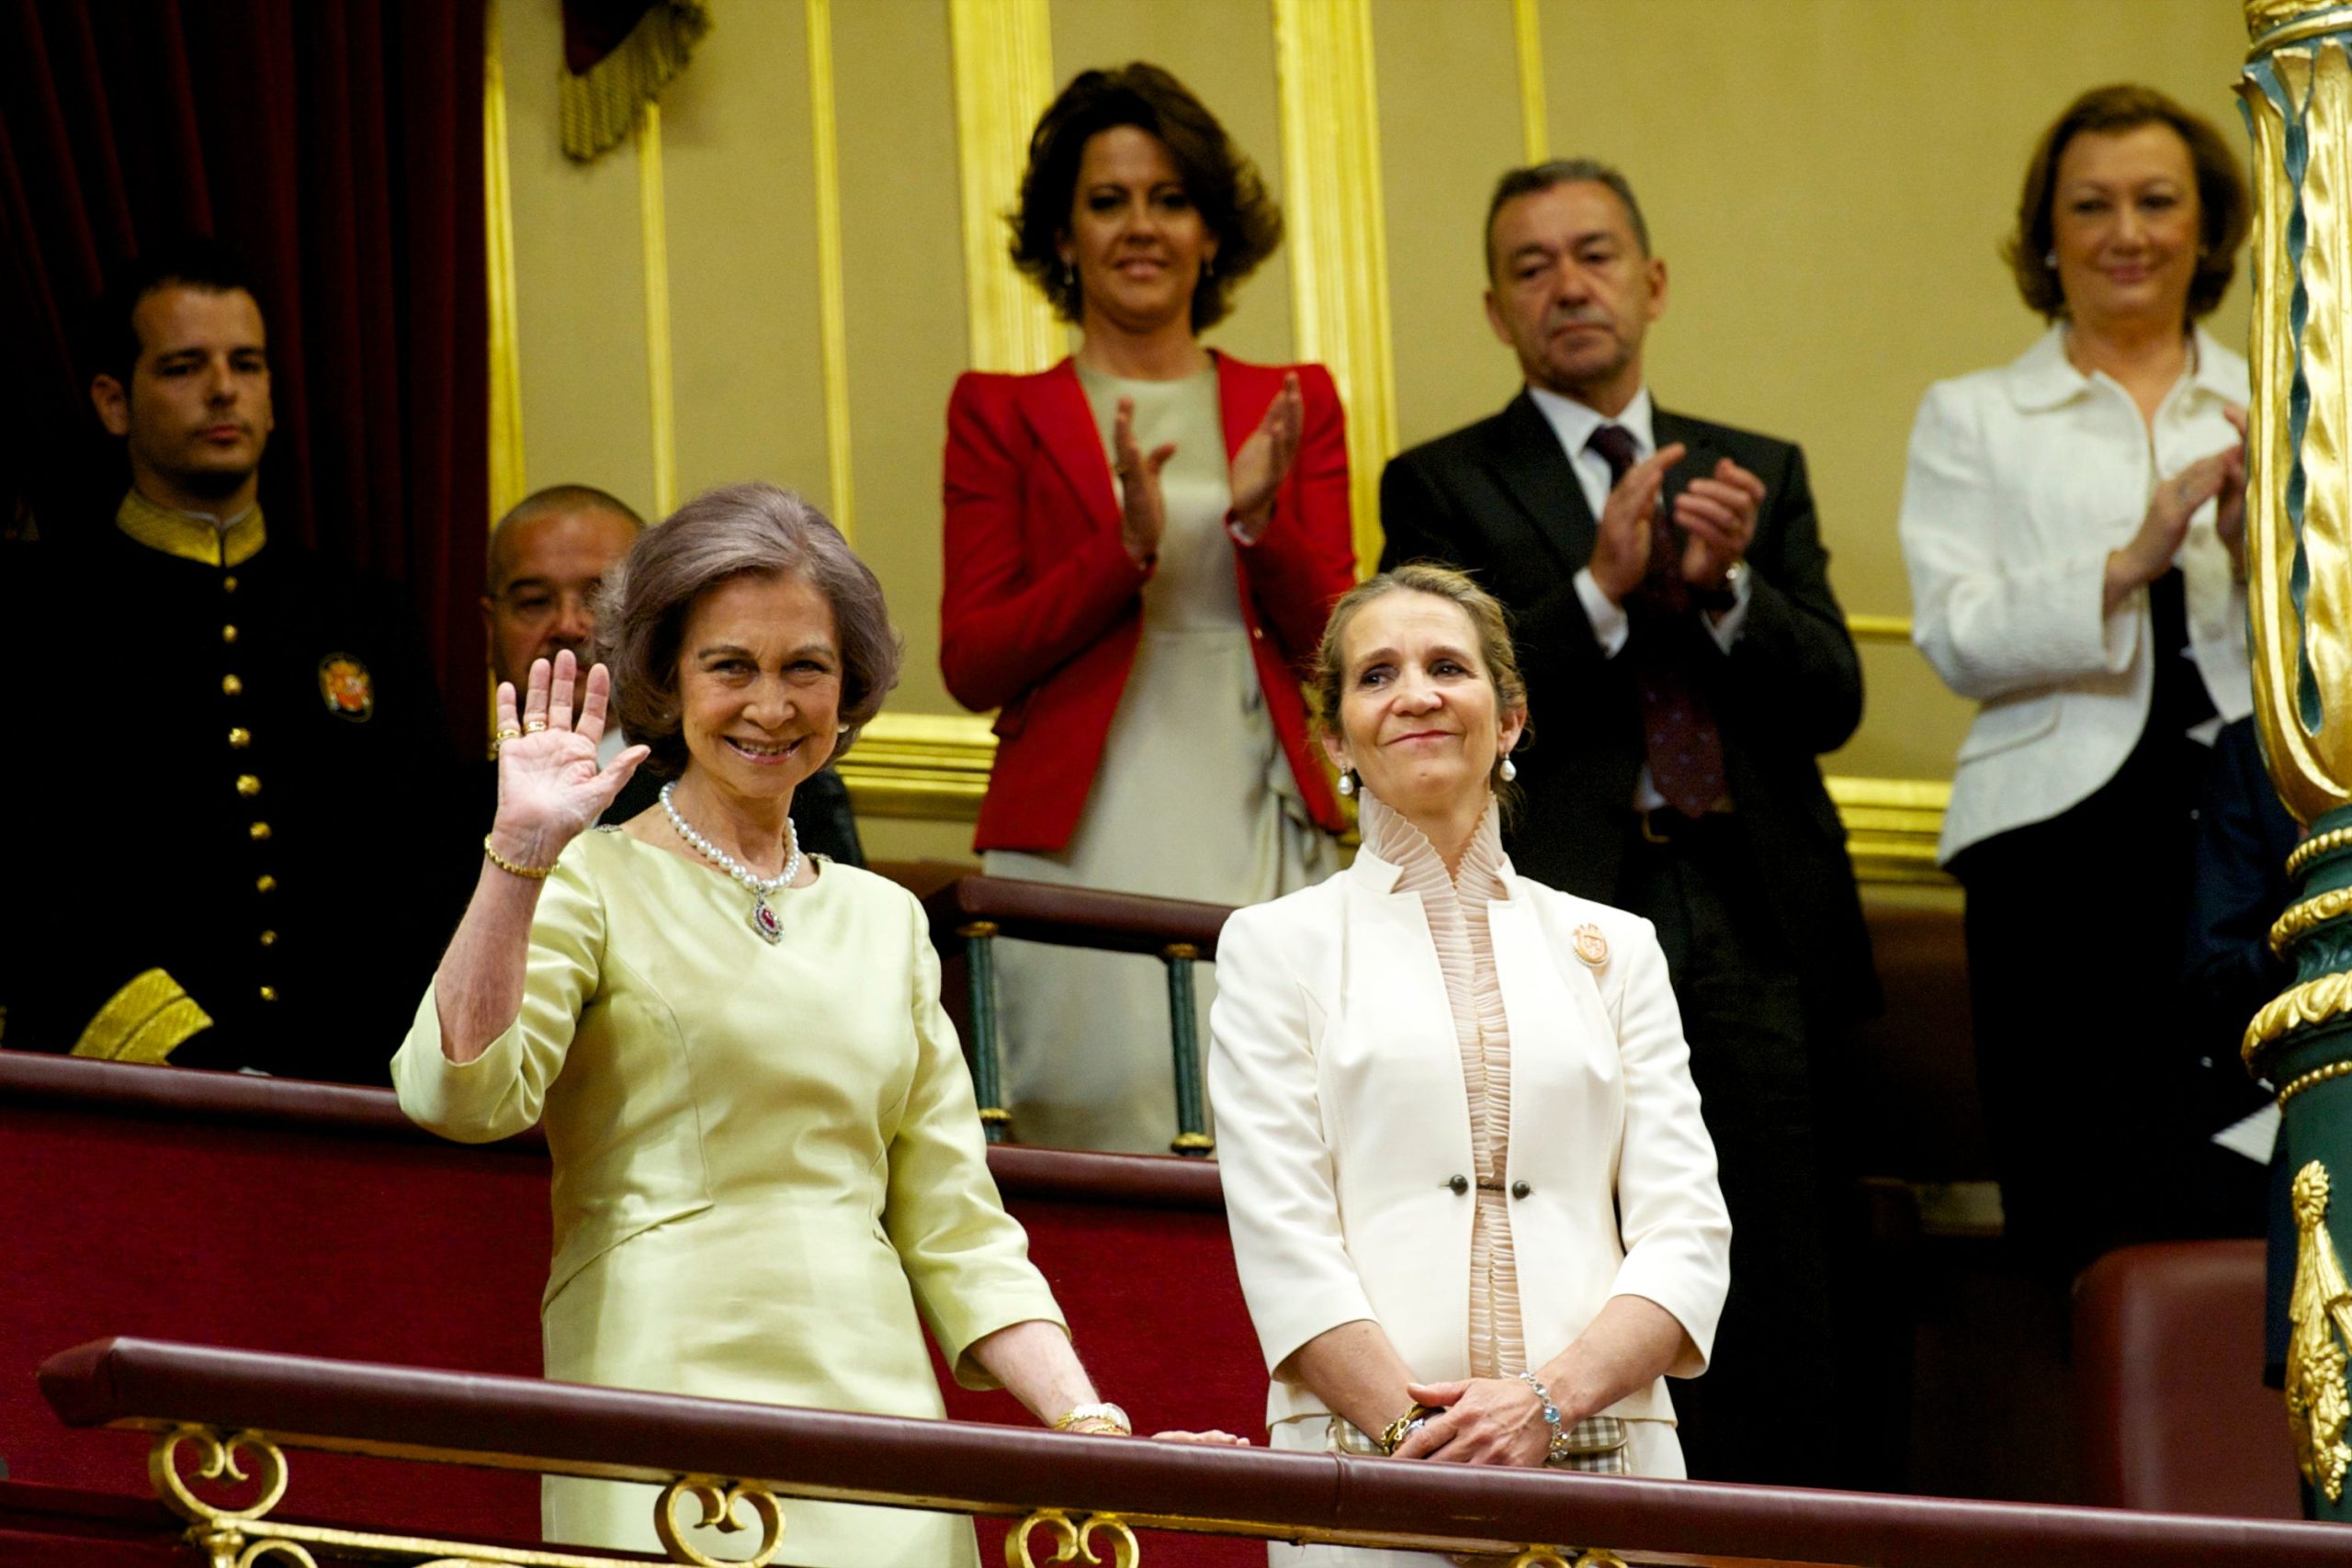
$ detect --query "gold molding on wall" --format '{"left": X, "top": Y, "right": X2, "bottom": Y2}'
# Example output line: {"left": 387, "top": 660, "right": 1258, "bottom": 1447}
{"left": 637, "top": 103, "right": 678, "bottom": 517}
{"left": 842, "top": 711, "right": 1950, "bottom": 884}
{"left": 1511, "top": 0, "right": 1549, "bottom": 165}
{"left": 483, "top": 0, "right": 526, "bottom": 522}
{"left": 805, "top": 0, "right": 856, "bottom": 542}
{"left": 946, "top": 0, "right": 1061, "bottom": 374}
{"left": 1847, "top": 613, "right": 1912, "bottom": 645}
{"left": 1272, "top": 0, "right": 1397, "bottom": 575}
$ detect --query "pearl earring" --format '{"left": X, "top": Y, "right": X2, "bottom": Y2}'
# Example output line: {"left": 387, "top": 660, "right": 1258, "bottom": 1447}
{"left": 2044, "top": 249, "right": 2058, "bottom": 268}
{"left": 1498, "top": 757, "right": 1518, "bottom": 783}
{"left": 1336, "top": 769, "right": 1356, "bottom": 798}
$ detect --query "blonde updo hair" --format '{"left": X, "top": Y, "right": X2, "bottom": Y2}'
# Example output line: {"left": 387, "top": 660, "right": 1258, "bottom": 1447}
{"left": 1313, "top": 561, "right": 1531, "bottom": 800}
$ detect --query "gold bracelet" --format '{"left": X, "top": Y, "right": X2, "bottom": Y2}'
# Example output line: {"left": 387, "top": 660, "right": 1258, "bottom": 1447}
{"left": 1378, "top": 1402, "right": 1442, "bottom": 1456}
{"left": 481, "top": 833, "right": 555, "bottom": 880}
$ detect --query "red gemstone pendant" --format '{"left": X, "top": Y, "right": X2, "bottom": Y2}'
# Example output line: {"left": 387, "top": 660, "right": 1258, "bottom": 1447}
{"left": 752, "top": 900, "right": 784, "bottom": 944}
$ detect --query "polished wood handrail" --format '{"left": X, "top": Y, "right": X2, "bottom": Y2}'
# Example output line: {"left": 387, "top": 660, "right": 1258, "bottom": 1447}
{"left": 39, "top": 1337, "right": 2344, "bottom": 1567}
{"left": 0, "top": 1051, "right": 1224, "bottom": 1208}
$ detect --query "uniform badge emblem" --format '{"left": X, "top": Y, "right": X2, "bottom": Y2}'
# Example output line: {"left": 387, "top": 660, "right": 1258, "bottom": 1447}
{"left": 318, "top": 654, "right": 375, "bottom": 721}
{"left": 1572, "top": 923, "right": 1610, "bottom": 967}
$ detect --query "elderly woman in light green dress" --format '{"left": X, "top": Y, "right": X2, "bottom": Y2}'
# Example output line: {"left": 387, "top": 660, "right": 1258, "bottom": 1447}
{"left": 397, "top": 484, "right": 1232, "bottom": 1567}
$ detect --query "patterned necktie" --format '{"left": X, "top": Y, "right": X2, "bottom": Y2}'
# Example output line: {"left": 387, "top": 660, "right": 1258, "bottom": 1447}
{"left": 1586, "top": 423, "right": 1726, "bottom": 818}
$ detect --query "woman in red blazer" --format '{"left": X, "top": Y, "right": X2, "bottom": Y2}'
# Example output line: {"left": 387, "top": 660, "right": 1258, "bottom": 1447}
{"left": 942, "top": 63, "right": 1354, "bottom": 1154}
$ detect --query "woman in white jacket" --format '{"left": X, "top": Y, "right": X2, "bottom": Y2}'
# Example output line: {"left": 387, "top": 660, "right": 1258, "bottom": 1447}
{"left": 1209, "top": 564, "right": 1729, "bottom": 1565}
{"left": 1899, "top": 84, "right": 2253, "bottom": 1275}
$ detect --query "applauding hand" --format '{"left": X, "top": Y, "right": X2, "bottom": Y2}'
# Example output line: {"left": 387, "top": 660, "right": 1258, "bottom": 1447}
{"left": 1227, "top": 371, "right": 1305, "bottom": 543}
{"left": 488, "top": 650, "right": 649, "bottom": 870}
{"left": 1114, "top": 396, "right": 1178, "bottom": 567}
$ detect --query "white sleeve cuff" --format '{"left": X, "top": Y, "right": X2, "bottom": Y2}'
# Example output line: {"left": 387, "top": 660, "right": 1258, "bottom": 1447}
{"left": 1702, "top": 565, "right": 1754, "bottom": 652}
{"left": 1575, "top": 567, "right": 1629, "bottom": 657}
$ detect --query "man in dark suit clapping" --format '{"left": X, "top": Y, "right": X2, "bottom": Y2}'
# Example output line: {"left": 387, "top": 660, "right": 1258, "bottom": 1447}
{"left": 1379, "top": 159, "right": 1876, "bottom": 1488}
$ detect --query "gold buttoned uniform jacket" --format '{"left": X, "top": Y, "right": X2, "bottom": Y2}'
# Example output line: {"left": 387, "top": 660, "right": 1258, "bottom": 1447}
{"left": 1, "top": 494, "right": 464, "bottom": 1082}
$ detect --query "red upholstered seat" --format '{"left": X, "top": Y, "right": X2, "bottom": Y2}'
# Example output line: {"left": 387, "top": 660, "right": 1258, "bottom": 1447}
{"left": 2073, "top": 1240, "right": 2300, "bottom": 1518}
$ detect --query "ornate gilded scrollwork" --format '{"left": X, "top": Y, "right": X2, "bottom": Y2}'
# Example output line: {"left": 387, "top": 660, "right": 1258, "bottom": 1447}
{"left": 2287, "top": 1162, "right": 2352, "bottom": 1501}
{"left": 1507, "top": 1550, "right": 1626, "bottom": 1568}
{"left": 1005, "top": 1507, "right": 1141, "bottom": 1568}
{"left": 151, "top": 1426, "right": 293, "bottom": 1527}
{"left": 654, "top": 1477, "right": 786, "bottom": 1568}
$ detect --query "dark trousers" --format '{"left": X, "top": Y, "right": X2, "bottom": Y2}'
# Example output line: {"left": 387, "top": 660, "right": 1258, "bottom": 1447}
{"left": 1616, "top": 814, "right": 1857, "bottom": 1488}
{"left": 1951, "top": 716, "right": 2238, "bottom": 1280}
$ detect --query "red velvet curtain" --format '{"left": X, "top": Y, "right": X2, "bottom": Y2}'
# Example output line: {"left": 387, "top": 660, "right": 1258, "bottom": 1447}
{"left": 0, "top": 0, "right": 488, "bottom": 750}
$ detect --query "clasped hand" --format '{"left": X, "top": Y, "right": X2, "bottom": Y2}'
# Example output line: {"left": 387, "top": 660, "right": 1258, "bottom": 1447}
{"left": 1114, "top": 371, "right": 1304, "bottom": 564}
{"left": 1388, "top": 1376, "right": 1553, "bottom": 1468}
{"left": 1587, "top": 443, "right": 1765, "bottom": 605}
{"left": 486, "top": 650, "right": 649, "bottom": 869}
{"left": 2105, "top": 405, "right": 2249, "bottom": 613}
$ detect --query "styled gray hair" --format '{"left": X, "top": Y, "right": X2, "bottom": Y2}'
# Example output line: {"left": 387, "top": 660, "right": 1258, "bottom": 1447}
{"left": 594, "top": 483, "right": 901, "bottom": 777}
{"left": 1484, "top": 157, "right": 1652, "bottom": 274}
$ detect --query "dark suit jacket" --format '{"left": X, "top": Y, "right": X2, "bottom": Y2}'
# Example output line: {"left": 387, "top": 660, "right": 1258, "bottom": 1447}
{"left": 1380, "top": 391, "right": 1878, "bottom": 1020}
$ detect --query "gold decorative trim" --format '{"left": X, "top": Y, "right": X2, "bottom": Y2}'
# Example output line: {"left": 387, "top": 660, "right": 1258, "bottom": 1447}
{"left": 2281, "top": 1058, "right": 2352, "bottom": 1106}
{"left": 1009, "top": 1508, "right": 1139, "bottom": 1568}
{"left": 2245, "top": 971, "right": 2352, "bottom": 1063}
{"left": 639, "top": 103, "right": 678, "bottom": 518}
{"left": 655, "top": 1477, "right": 785, "bottom": 1567}
{"left": 2275, "top": 886, "right": 2352, "bottom": 954}
{"left": 484, "top": 0, "right": 525, "bottom": 523}
{"left": 805, "top": 0, "right": 855, "bottom": 542}
{"left": 1845, "top": 613, "right": 1911, "bottom": 644}
{"left": 1272, "top": 0, "right": 1396, "bottom": 576}
{"left": 150, "top": 1427, "right": 621, "bottom": 1567}
{"left": 945, "top": 0, "right": 1060, "bottom": 374}
{"left": 1508, "top": 1551, "right": 1625, "bottom": 1568}
{"left": 1510, "top": 0, "right": 1548, "bottom": 165}
{"left": 2287, "top": 1161, "right": 2352, "bottom": 1502}
{"left": 2252, "top": 3, "right": 2352, "bottom": 51}
{"left": 845, "top": 712, "right": 1950, "bottom": 883}
{"left": 2290, "top": 822, "right": 2352, "bottom": 881}
{"left": 73, "top": 967, "right": 212, "bottom": 1064}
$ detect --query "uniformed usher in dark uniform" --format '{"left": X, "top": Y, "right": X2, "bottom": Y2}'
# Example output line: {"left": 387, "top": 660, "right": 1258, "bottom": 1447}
{"left": 1, "top": 492, "right": 463, "bottom": 1083}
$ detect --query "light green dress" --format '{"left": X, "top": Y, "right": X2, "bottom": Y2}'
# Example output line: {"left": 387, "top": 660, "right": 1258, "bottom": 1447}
{"left": 393, "top": 829, "right": 1065, "bottom": 1566}
{"left": 985, "top": 365, "right": 1334, "bottom": 1154}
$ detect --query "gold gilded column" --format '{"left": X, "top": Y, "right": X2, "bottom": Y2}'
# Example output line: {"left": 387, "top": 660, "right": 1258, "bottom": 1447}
{"left": 484, "top": 0, "right": 526, "bottom": 522}
{"left": 2240, "top": 0, "right": 2352, "bottom": 1520}
{"left": 1272, "top": 0, "right": 1396, "bottom": 575}
{"left": 947, "top": 0, "right": 1061, "bottom": 374}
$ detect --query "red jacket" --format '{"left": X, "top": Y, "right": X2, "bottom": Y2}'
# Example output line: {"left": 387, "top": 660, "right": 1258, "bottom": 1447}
{"left": 942, "top": 353, "right": 1354, "bottom": 853}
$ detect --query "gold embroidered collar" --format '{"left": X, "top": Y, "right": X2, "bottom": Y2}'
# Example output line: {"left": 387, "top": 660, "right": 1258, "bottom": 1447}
{"left": 116, "top": 489, "right": 266, "bottom": 569}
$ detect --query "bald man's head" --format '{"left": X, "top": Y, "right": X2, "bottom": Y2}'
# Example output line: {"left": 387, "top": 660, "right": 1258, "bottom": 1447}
{"left": 484, "top": 485, "right": 644, "bottom": 689}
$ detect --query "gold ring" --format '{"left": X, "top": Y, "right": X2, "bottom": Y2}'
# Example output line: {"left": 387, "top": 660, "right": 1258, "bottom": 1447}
{"left": 523, "top": 716, "right": 548, "bottom": 733}
{"left": 494, "top": 727, "right": 522, "bottom": 743}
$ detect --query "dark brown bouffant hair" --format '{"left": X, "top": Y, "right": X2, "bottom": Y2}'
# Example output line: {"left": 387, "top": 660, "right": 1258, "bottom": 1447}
{"left": 594, "top": 483, "right": 901, "bottom": 778}
{"left": 1008, "top": 62, "right": 1282, "bottom": 333}
{"left": 1313, "top": 562, "right": 1531, "bottom": 799}
{"left": 2005, "top": 83, "right": 2249, "bottom": 322}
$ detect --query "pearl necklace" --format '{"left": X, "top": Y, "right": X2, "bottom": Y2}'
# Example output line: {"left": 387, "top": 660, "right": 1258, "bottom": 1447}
{"left": 659, "top": 781, "right": 802, "bottom": 944}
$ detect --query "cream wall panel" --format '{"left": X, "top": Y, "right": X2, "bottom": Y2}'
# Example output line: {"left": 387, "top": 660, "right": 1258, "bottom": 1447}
{"left": 1372, "top": 0, "right": 1524, "bottom": 457}
{"left": 1051, "top": 0, "right": 1296, "bottom": 366}
{"left": 658, "top": 1, "right": 831, "bottom": 517}
{"left": 1520, "top": 0, "right": 2250, "bottom": 781}
{"left": 834, "top": 3, "right": 967, "bottom": 718}
{"left": 503, "top": 0, "right": 656, "bottom": 522}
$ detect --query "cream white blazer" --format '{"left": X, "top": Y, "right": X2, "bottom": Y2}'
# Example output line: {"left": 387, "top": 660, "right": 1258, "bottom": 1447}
{"left": 1206, "top": 849, "right": 1730, "bottom": 1429}
{"left": 1899, "top": 325, "right": 2254, "bottom": 863}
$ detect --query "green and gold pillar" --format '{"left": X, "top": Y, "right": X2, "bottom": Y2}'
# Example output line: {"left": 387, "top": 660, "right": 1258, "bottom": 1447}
{"left": 2239, "top": 0, "right": 2352, "bottom": 1519}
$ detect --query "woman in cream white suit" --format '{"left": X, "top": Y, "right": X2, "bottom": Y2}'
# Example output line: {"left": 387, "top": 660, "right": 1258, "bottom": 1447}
{"left": 1900, "top": 85, "right": 2254, "bottom": 1274}
{"left": 1210, "top": 565, "right": 1729, "bottom": 1564}
{"left": 942, "top": 63, "right": 1353, "bottom": 1155}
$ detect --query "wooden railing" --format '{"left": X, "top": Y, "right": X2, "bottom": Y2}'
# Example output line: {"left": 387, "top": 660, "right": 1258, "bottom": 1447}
{"left": 925, "top": 874, "right": 1233, "bottom": 1155}
{"left": 38, "top": 1336, "right": 2347, "bottom": 1568}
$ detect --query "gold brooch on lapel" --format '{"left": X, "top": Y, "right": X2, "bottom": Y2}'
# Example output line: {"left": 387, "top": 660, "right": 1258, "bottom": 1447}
{"left": 318, "top": 653, "right": 375, "bottom": 721}
{"left": 1572, "top": 923, "right": 1610, "bottom": 967}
